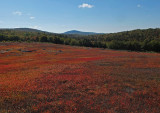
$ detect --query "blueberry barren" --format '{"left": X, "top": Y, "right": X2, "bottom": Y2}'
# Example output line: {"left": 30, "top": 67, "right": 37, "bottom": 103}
{"left": 0, "top": 42, "right": 160, "bottom": 113}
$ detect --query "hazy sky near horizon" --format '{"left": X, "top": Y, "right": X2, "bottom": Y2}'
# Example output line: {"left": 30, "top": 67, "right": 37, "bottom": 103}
{"left": 0, "top": 0, "right": 160, "bottom": 33}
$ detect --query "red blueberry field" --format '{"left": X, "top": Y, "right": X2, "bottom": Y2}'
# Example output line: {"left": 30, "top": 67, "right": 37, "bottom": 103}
{"left": 0, "top": 42, "right": 160, "bottom": 113}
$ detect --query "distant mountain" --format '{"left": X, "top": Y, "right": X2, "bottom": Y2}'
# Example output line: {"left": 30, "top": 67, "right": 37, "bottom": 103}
{"left": 64, "top": 30, "right": 102, "bottom": 35}
{"left": 0, "top": 28, "right": 102, "bottom": 35}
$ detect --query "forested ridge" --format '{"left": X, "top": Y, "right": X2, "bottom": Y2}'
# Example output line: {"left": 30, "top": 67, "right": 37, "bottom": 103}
{"left": 0, "top": 28, "right": 160, "bottom": 52}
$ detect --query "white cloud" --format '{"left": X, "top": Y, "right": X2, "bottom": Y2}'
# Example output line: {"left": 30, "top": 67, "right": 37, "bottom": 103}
{"left": 13, "top": 11, "right": 22, "bottom": 16}
{"left": 30, "top": 16, "right": 35, "bottom": 19}
{"left": 12, "top": 11, "right": 36, "bottom": 20}
{"left": 30, "top": 26, "right": 41, "bottom": 29}
{"left": 78, "top": 3, "right": 94, "bottom": 8}
{"left": 137, "top": 4, "right": 142, "bottom": 8}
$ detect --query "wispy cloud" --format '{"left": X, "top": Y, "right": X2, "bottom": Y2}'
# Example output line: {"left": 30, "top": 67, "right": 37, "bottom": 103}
{"left": 30, "top": 16, "right": 35, "bottom": 19}
{"left": 12, "top": 11, "right": 36, "bottom": 20}
{"left": 137, "top": 4, "right": 142, "bottom": 8}
{"left": 78, "top": 3, "right": 94, "bottom": 8}
{"left": 13, "top": 11, "right": 22, "bottom": 16}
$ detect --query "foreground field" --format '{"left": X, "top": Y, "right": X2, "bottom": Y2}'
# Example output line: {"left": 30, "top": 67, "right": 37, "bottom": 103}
{"left": 0, "top": 42, "right": 160, "bottom": 113}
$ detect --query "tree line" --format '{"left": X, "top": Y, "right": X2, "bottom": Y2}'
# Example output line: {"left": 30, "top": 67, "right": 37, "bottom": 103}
{"left": 0, "top": 28, "right": 160, "bottom": 52}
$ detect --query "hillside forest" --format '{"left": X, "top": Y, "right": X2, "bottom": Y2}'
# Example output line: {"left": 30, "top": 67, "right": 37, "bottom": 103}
{"left": 0, "top": 28, "right": 160, "bottom": 52}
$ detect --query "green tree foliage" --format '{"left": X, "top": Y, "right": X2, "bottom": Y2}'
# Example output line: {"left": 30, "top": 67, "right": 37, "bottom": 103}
{"left": 0, "top": 28, "right": 160, "bottom": 52}
{"left": 0, "top": 35, "right": 5, "bottom": 41}
{"left": 40, "top": 36, "right": 48, "bottom": 42}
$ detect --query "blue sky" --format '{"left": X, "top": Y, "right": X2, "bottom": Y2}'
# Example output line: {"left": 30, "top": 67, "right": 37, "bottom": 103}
{"left": 0, "top": 0, "right": 160, "bottom": 33}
